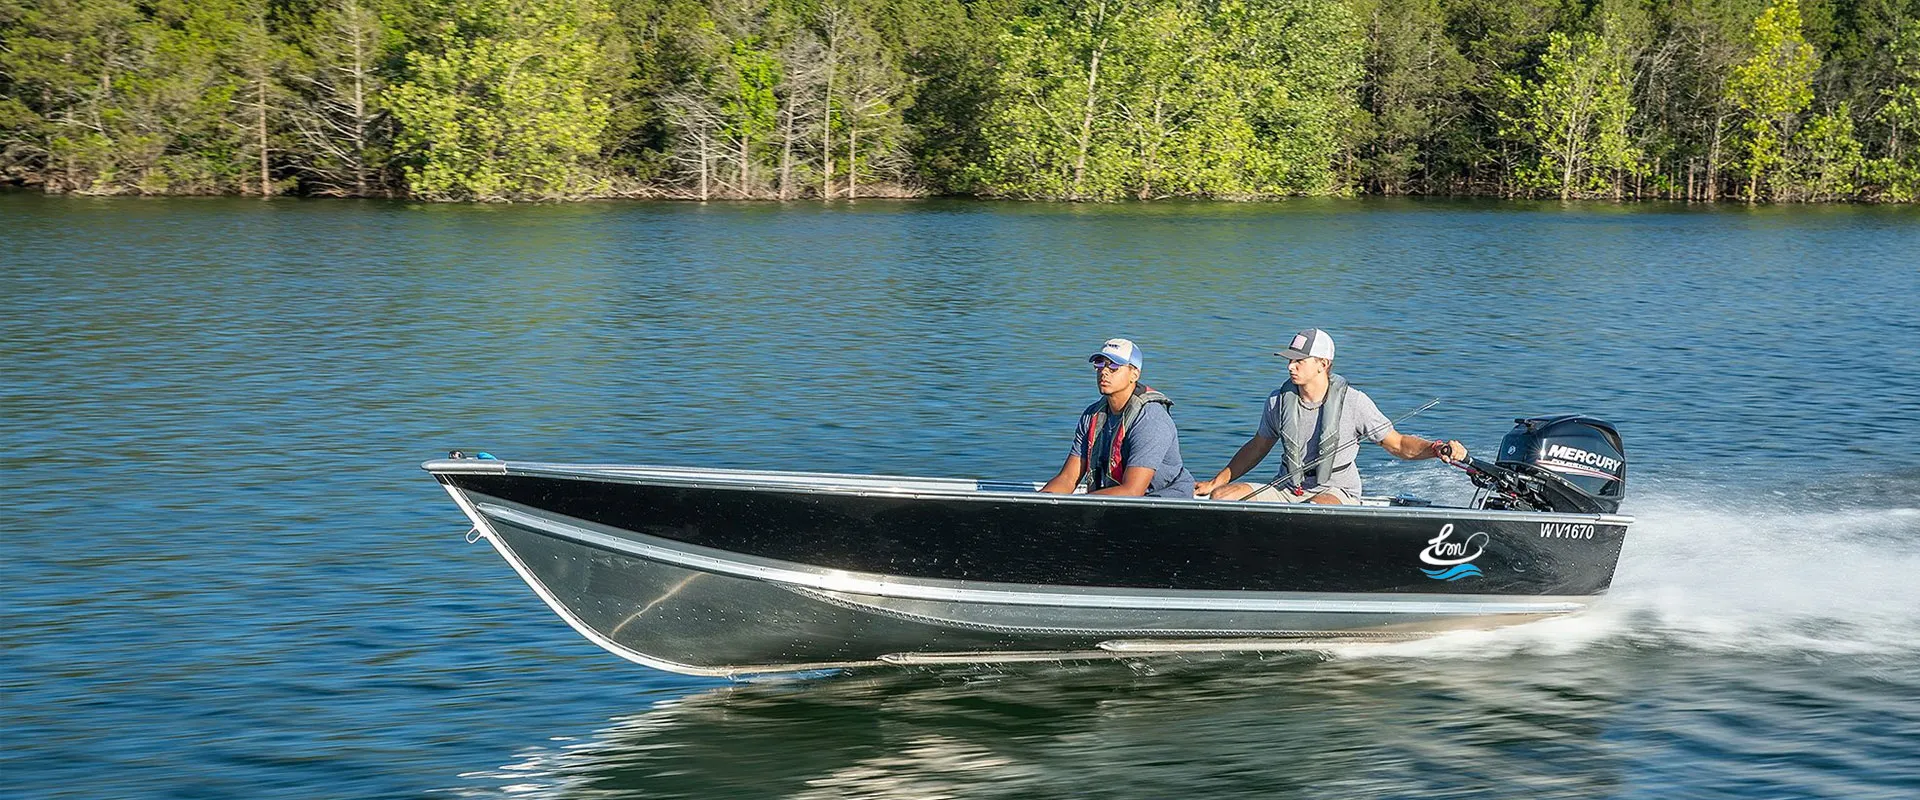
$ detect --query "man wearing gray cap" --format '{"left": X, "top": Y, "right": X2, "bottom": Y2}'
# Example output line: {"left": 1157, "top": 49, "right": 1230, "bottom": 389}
{"left": 1039, "top": 338, "right": 1196, "bottom": 498}
{"left": 1195, "top": 328, "right": 1466, "bottom": 504}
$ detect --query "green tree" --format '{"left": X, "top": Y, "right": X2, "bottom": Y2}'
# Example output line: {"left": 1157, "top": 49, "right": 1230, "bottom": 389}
{"left": 0, "top": 0, "right": 261, "bottom": 194}
{"left": 969, "top": 0, "right": 1106, "bottom": 198}
{"left": 1783, "top": 102, "right": 1864, "bottom": 199}
{"left": 1347, "top": 0, "right": 1470, "bottom": 194}
{"left": 1237, "top": 0, "right": 1365, "bottom": 195}
{"left": 1503, "top": 29, "right": 1643, "bottom": 199}
{"left": 0, "top": 0, "right": 145, "bottom": 188}
{"left": 1866, "top": 18, "right": 1920, "bottom": 201}
{"left": 971, "top": 0, "right": 1358, "bottom": 200}
{"left": 890, "top": 0, "right": 1008, "bottom": 195}
{"left": 1111, "top": 0, "right": 1225, "bottom": 198}
{"left": 225, "top": 0, "right": 298, "bottom": 197}
{"left": 719, "top": 36, "right": 779, "bottom": 196}
{"left": 385, "top": 0, "right": 615, "bottom": 200}
{"left": 1728, "top": 0, "right": 1819, "bottom": 201}
{"left": 286, "top": 0, "right": 394, "bottom": 196}
{"left": 1423, "top": 0, "right": 1579, "bottom": 195}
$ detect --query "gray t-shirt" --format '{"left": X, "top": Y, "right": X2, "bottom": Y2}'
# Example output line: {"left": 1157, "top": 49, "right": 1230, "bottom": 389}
{"left": 1254, "top": 385, "right": 1393, "bottom": 496}
{"left": 1070, "top": 402, "right": 1196, "bottom": 498}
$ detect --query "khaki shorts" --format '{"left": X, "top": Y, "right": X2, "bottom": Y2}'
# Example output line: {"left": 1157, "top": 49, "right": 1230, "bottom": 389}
{"left": 1240, "top": 484, "right": 1359, "bottom": 505}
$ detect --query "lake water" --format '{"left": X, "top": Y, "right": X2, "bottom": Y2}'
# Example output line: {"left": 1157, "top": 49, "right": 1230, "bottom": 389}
{"left": 4, "top": 193, "right": 1918, "bottom": 798}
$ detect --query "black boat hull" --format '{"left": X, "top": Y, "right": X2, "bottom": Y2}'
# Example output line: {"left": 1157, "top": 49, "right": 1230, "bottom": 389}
{"left": 427, "top": 460, "right": 1631, "bottom": 676}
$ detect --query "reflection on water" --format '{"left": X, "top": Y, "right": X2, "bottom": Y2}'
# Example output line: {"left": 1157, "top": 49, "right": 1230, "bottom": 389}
{"left": 457, "top": 644, "right": 1919, "bottom": 799}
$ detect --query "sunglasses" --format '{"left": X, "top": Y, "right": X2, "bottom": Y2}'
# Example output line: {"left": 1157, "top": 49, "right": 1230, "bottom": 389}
{"left": 1090, "top": 357, "right": 1130, "bottom": 371}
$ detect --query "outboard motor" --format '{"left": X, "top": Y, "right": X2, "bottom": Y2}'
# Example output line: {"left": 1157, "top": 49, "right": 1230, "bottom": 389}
{"left": 1467, "top": 415, "right": 1626, "bottom": 514}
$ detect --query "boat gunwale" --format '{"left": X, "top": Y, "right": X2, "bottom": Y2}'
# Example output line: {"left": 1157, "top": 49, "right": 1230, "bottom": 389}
{"left": 422, "top": 458, "right": 1636, "bottom": 526}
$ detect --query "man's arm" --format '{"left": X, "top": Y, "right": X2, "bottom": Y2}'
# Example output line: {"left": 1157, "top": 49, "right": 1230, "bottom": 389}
{"left": 1195, "top": 436, "right": 1279, "bottom": 496}
{"left": 1039, "top": 458, "right": 1156, "bottom": 496}
{"left": 1090, "top": 465, "right": 1158, "bottom": 496}
{"left": 1039, "top": 455, "right": 1084, "bottom": 494}
{"left": 1379, "top": 431, "right": 1468, "bottom": 462}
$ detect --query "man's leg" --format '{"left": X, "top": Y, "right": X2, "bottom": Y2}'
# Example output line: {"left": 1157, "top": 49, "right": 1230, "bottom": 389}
{"left": 1307, "top": 487, "right": 1358, "bottom": 505}
{"left": 1238, "top": 484, "right": 1308, "bottom": 503}
{"left": 1210, "top": 482, "right": 1258, "bottom": 501}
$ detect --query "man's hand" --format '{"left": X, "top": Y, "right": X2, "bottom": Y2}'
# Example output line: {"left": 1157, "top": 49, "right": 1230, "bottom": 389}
{"left": 1432, "top": 440, "right": 1468, "bottom": 463}
{"left": 1039, "top": 455, "right": 1085, "bottom": 494}
{"left": 1197, "top": 437, "right": 1276, "bottom": 498}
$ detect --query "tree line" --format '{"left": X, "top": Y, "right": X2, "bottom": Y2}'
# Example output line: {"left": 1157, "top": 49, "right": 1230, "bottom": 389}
{"left": 1, "top": 0, "right": 1914, "bottom": 202}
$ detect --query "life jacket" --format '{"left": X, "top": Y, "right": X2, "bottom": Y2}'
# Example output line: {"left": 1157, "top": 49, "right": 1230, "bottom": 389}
{"left": 1078, "top": 385, "right": 1174, "bottom": 491}
{"left": 1278, "top": 373, "right": 1351, "bottom": 489}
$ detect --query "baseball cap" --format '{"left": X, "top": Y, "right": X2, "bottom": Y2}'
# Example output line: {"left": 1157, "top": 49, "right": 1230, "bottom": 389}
{"left": 1089, "top": 338, "right": 1143, "bottom": 368}
{"left": 1275, "top": 328, "right": 1335, "bottom": 360}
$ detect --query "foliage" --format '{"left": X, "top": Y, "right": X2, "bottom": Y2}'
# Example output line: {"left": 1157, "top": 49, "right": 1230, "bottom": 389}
{"left": 970, "top": 0, "right": 1361, "bottom": 200}
{"left": 0, "top": 0, "right": 266, "bottom": 193}
{"left": 1, "top": 0, "right": 1915, "bottom": 202}
{"left": 1345, "top": 0, "right": 1470, "bottom": 194}
{"left": 1782, "top": 102, "right": 1863, "bottom": 199}
{"left": 384, "top": 0, "right": 614, "bottom": 200}
{"left": 284, "top": 0, "right": 396, "bottom": 196}
{"left": 1728, "top": 0, "right": 1819, "bottom": 201}
{"left": 1865, "top": 19, "right": 1920, "bottom": 201}
{"left": 1502, "top": 28, "right": 1643, "bottom": 199}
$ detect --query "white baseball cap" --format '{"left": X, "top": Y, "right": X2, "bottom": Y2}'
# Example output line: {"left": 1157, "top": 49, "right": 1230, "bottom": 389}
{"left": 1275, "top": 328, "right": 1335, "bottom": 360}
{"left": 1089, "top": 338, "right": 1143, "bottom": 368}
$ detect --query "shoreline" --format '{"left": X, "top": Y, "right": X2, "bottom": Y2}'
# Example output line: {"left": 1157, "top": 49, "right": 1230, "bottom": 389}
{"left": 2, "top": 183, "right": 1906, "bottom": 207}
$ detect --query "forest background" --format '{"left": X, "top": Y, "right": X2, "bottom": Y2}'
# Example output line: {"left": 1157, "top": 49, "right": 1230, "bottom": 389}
{"left": 2, "top": 0, "right": 1915, "bottom": 202}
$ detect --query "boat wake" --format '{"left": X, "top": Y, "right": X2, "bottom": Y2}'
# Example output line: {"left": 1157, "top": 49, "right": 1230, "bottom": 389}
{"left": 1348, "top": 475, "right": 1920, "bottom": 661}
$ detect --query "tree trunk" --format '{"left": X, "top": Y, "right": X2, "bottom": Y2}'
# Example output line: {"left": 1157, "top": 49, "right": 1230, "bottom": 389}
{"left": 821, "top": 39, "right": 836, "bottom": 201}
{"left": 1070, "top": 0, "right": 1109, "bottom": 199}
{"left": 778, "top": 102, "right": 794, "bottom": 200}
{"left": 847, "top": 120, "right": 858, "bottom": 199}
{"left": 739, "top": 135, "right": 750, "bottom": 198}
{"left": 1559, "top": 103, "right": 1578, "bottom": 200}
{"left": 698, "top": 133, "right": 710, "bottom": 201}
{"left": 1138, "top": 94, "right": 1164, "bottom": 200}
{"left": 1561, "top": 141, "right": 1576, "bottom": 199}
{"left": 1706, "top": 112, "right": 1725, "bottom": 202}
{"left": 350, "top": 1, "right": 368, "bottom": 197}
{"left": 257, "top": 75, "right": 271, "bottom": 198}
{"left": 1072, "top": 45, "right": 1103, "bottom": 197}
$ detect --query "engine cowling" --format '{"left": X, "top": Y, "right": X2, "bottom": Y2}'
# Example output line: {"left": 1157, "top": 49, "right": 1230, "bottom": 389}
{"left": 1492, "top": 415, "right": 1627, "bottom": 514}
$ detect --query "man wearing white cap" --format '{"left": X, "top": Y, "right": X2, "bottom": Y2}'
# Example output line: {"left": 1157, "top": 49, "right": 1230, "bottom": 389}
{"left": 1039, "top": 338, "right": 1196, "bottom": 498}
{"left": 1196, "top": 328, "right": 1466, "bottom": 504}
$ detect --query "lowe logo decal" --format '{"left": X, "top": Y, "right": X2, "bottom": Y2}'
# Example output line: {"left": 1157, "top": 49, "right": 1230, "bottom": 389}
{"left": 1420, "top": 524, "right": 1488, "bottom": 581}
{"left": 1544, "top": 444, "right": 1621, "bottom": 473}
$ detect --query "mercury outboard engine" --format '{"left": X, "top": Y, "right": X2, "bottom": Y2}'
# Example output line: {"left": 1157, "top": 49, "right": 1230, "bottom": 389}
{"left": 1466, "top": 415, "right": 1626, "bottom": 514}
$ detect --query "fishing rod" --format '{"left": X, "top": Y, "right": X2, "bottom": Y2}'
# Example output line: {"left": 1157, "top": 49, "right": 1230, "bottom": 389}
{"left": 1232, "top": 396, "right": 1444, "bottom": 501}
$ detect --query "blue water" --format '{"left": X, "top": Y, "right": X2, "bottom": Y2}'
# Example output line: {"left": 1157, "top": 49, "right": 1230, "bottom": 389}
{"left": 4, "top": 194, "right": 1918, "bottom": 798}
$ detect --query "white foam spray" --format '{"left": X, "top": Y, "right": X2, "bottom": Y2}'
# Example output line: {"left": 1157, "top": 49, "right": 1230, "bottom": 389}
{"left": 1342, "top": 476, "right": 1920, "bottom": 661}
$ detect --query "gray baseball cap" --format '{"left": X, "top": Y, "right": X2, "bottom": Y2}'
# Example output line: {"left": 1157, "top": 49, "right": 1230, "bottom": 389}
{"left": 1275, "top": 328, "right": 1335, "bottom": 360}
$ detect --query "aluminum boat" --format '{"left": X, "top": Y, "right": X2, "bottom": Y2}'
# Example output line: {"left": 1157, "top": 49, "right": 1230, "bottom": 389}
{"left": 424, "top": 416, "right": 1632, "bottom": 677}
